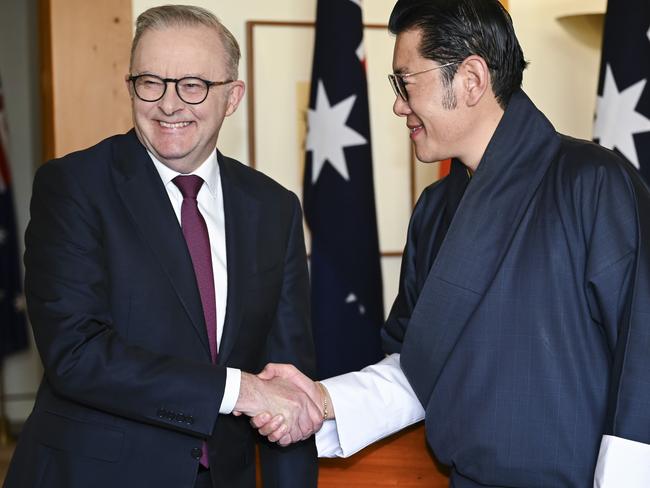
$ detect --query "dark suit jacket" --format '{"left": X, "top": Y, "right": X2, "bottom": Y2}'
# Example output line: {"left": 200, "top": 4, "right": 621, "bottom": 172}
{"left": 5, "top": 130, "right": 317, "bottom": 488}
{"left": 383, "top": 91, "right": 650, "bottom": 487}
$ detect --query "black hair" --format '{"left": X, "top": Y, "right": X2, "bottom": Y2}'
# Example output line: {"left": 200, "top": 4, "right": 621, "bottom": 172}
{"left": 389, "top": 0, "right": 527, "bottom": 108}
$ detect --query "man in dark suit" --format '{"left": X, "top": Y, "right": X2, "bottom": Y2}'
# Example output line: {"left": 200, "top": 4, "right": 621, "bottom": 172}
{"left": 4, "top": 5, "right": 320, "bottom": 488}
{"left": 253, "top": 0, "right": 650, "bottom": 486}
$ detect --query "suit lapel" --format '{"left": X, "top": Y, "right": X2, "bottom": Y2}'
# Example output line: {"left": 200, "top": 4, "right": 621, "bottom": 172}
{"left": 111, "top": 130, "right": 211, "bottom": 358}
{"left": 216, "top": 153, "right": 260, "bottom": 364}
{"left": 401, "top": 91, "right": 562, "bottom": 406}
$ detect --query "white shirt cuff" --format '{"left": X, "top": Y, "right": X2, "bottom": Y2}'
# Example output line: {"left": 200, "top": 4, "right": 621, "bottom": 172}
{"left": 315, "top": 353, "right": 424, "bottom": 458}
{"left": 594, "top": 434, "right": 650, "bottom": 487}
{"left": 218, "top": 367, "right": 241, "bottom": 414}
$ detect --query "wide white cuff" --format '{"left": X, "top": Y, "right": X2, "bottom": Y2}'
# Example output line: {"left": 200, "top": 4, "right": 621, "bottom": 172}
{"left": 315, "top": 419, "right": 344, "bottom": 457}
{"left": 594, "top": 434, "right": 650, "bottom": 487}
{"left": 315, "top": 353, "right": 424, "bottom": 458}
{"left": 218, "top": 367, "right": 241, "bottom": 414}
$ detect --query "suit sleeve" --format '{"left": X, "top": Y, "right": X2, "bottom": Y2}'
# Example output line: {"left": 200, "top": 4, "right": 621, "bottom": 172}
{"left": 257, "top": 195, "right": 318, "bottom": 487}
{"left": 583, "top": 163, "right": 650, "bottom": 486}
{"left": 25, "top": 162, "right": 225, "bottom": 438}
{"left": 381, "top": 187, "right": 431, "bottom": 354}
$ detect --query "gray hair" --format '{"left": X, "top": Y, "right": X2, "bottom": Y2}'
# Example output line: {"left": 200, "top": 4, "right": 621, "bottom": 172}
{"left": 130, "top": 4, "right": 241, "bottom": 79}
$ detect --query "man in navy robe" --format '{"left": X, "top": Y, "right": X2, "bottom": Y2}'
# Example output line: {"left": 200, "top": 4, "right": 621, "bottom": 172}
{"left": 253, "top": 0, "right": 650, "bottom": 486}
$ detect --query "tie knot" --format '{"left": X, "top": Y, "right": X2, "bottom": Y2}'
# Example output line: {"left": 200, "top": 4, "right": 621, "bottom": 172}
{"left": 173, "top": 175, "right": 204, "bottom": 199}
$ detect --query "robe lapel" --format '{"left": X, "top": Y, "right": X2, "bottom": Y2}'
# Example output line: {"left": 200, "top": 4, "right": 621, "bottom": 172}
{"left": 111, "top": 130, "right": 211, "bottom": 358}
{"left": 401, "top": 91, "right": 562, "bottom": 405}
{"left": 215, "top": 153, "right": 260, "bottom": 364}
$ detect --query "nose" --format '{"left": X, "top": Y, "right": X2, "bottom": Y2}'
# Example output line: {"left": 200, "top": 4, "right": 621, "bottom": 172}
{"left": 393, "top": 95, "right": 411, "bottom": 117}
{"left": 158, "top": 82, "right": 184, "bottom": 115}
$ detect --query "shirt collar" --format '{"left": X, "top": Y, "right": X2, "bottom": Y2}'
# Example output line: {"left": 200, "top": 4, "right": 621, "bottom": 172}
{"left": 148, "top": 150, "right": 220, "bottom": 198}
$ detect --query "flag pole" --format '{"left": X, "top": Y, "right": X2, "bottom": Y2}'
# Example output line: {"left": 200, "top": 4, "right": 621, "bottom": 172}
{"left": 0, "top": 361, "right": 15, "bottom": 446}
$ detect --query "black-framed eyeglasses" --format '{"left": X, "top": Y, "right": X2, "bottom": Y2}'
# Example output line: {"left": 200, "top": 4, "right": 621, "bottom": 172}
{"left": 127, "top": 74, "right": 234, "bottom": 105}
{"left": 388, "top": 62, "right": 458, "bottom": 102}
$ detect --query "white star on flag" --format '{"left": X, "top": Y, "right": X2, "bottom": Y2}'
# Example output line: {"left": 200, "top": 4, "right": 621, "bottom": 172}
{"left": 306, "top": 80, "right": 367, "bottom": 183}
{"left": 345, "top": 292, "right": 366, "bottom": 315}
{"left": 594, "top": 64, "right": 650, "bottom": 169}
{"left": 356, "top": 41, "right": 365, "bottom": 63}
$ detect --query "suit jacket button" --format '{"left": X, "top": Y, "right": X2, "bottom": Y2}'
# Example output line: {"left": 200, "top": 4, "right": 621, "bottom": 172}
{"left": 190, "top": 447, "right": 202, "bottom": 460}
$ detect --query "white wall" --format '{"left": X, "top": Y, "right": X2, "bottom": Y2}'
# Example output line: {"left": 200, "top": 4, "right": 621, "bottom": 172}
{"left": 511, "top": 0, "right": 605, "bottom": 139}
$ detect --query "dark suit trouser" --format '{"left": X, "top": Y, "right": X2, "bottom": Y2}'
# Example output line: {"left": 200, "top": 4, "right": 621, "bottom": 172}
{"left": 194, "top": 467, "right": 212, "bottom": 488}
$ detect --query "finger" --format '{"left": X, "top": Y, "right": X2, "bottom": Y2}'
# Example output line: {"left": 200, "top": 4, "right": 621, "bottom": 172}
{"left": 250, "top": 412, "right": 272, "bottom": 428}
{"left": 258, "top": 363, "right": 298, "bottom": 381}
{"left": 232, "top": 410, "right": 242, "bottom": 417}
{"left": 277, "top": 433, "right": 293, "bottom": 447}
{"left": 257, "top": 415, "right": 284, "bottom": 436}
{"left": 257, "top": 364, "right": 278, "bottom": 380}
{"left": 290, "top": 412, "right": 313, "bottom": 442}
{"left": 267, "top": 423, "right": 288, "bottom": 443}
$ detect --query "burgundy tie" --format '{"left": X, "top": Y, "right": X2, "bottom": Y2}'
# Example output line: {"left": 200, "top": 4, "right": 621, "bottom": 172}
{"left": 173, "top": 175, "right": 216, "bottom": 468}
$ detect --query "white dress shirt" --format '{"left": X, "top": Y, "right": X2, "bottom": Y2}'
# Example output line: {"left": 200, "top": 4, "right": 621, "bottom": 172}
{"left": 150, "top": 150, "right": 240, "bottom": 413}
{"left": 316, "top": 353, "right": 423, "bottom": 458}
{"left": 315, "top": 353, "right": 650, "bottom": 487}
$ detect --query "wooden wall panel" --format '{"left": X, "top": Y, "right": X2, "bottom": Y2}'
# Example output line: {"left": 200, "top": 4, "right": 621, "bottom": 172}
{"left": 41, "top": 0, "right": 132, "bottom": 160}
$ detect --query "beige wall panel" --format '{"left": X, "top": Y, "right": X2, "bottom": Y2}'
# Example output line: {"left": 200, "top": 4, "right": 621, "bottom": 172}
{"left": 414, "top": 160, "right": 445, "bottom": 202}
{"left": 366, "top": 27, "right": 412, "bottom": 253}
{"left": 381, "top": 255, "right": 402, "bottom": 317}
{"left": 510, "top": 0, "right": 604, "bottom": 140}
{"left": 47, "top": 0, "right": 132, "bottom": 158}
{"left": 249, "top": 24, "right": 313, "bottom": 195}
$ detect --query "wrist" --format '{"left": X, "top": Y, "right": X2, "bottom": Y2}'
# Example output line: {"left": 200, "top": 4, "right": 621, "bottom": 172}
{"left": 235, "top": 372, "right": 262, "bottom": 415}
{"left": 316, "top": 381, "right": 334, "bottom": 420}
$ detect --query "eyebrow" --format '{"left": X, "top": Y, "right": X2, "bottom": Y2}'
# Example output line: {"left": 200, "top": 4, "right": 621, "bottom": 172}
{"left": 392, "top": 66, "right": 409, "bottom": 75}
{"left": 131, "top": 70, "right": 208, "bottom": 78}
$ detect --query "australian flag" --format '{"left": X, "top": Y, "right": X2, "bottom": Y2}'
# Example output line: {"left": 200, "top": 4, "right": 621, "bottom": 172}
{"left": 0, "top": 75, "right": 29, "bottom": 361}
{"left": 593, "top": 0, "right": 650, "bottom": 184}
{"left": 303, "top": 0, "right": 384, "bottom": 379}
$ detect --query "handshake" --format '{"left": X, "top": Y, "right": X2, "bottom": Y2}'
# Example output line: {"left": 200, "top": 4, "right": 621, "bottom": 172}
{"left": 233, "top": 364, "right": 333, "bottom": 446}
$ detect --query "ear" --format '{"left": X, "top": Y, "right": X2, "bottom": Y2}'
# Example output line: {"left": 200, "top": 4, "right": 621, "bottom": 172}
{"left": 124, "top": 74, "right": 135, "bottom": 100}
{"left": 458, "top": 55, "right": 490, "bottom": 107}
{"left": 225, "top": 80, "right": 246, "bottom": 117}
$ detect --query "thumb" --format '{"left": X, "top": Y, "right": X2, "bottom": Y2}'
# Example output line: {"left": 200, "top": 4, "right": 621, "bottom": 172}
{"left": 257, "top": 363, "right": 281, "bottom": 380}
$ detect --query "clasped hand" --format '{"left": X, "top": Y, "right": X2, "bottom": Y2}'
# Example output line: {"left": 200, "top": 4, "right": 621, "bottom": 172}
{"left": 234, "top": 365, "right": 326, "bottom": 446}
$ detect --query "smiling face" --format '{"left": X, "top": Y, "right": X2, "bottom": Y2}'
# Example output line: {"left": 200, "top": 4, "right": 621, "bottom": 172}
{"left": 391, "top": 28, "right": 469, "bottom": 164}
{"left": 128, "top": 24, "right": 244, "bottom": 173}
